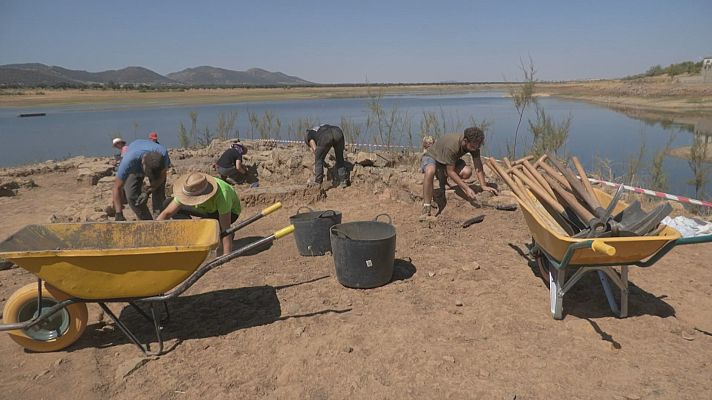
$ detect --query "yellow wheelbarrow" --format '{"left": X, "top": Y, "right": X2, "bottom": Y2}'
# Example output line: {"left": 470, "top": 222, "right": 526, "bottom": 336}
{"left": 520, "top": 188, "right": 712, "bottom": 319}
{"left": 0, "top": 204, "right": 293, "bottom": 355}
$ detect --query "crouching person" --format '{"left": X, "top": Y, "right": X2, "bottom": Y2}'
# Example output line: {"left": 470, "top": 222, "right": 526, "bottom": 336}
{"left": 421, "top": 127, "right": 497, "bottom": 217}
{"left": 215, "top": 140, "right": 247, "bottom": 184}
{"left": 157, "top": 172, "right": 241, "bottom": 255}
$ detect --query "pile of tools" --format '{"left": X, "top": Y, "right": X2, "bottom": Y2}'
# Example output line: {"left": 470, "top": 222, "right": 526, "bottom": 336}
{"left": 485, "top": 154, "right": 672, "bottom": 238}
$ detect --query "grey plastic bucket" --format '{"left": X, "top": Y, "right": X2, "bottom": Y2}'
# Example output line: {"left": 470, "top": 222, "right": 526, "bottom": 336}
{"left": 289, "top": 207, "right": 342, "bottom": 256}
{"left": 330, "top": 214, "right": 396, "bottom": 289}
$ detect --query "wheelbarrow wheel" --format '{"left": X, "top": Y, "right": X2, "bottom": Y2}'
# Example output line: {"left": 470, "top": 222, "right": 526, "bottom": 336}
{"left": 530, "top": 240, "right": 551, "bottom": 286}
{"left": 3, "top": 282, "right": 88, "bottom": 352}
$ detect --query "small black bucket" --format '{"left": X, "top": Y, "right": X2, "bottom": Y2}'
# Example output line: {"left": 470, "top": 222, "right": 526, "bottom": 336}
{"left": 289, "top": 207, "right": 342, "bottom": 256}
{"left": 330, "top": 214, "right": 396, "bottom": 289}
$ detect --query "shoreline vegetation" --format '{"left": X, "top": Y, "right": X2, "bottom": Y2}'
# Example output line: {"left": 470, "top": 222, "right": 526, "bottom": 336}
{"left": 2, "top": 78, "right": 711, "bottom": 115}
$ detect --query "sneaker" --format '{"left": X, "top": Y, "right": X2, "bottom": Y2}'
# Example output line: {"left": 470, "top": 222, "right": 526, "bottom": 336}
{"left": 421, "top": 204, "right": 432, "bottom": 217}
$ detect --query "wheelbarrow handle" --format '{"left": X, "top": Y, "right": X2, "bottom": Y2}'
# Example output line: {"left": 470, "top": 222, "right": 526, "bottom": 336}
{"left": 591, "top": 240, "right": 616, "bottom": 256}
{"left": 262, "top": 202, "right": 283, "bottom": 216}
{"left": 274, "top": 224, "right": 295, "bottom": 239}
{"left": 221, "top": 202, "right": 282, "bottom": 238}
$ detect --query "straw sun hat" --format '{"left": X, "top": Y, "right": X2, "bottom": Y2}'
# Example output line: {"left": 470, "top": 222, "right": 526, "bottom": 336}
{"left": 173, "top": 172, "right": 218, "bottom": 206}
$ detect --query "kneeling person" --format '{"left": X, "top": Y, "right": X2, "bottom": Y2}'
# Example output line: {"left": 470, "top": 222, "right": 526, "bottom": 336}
{"left": 215, "top": 141, "right": 247, "bottom": 184}
{"left": 421, "top": 127, "right": 497, "bottom": 216}
{"left": 157, "top": 172, "right": 241, "bottom": 254}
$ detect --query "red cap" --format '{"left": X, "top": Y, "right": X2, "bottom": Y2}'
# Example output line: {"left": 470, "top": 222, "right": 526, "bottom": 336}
{"left": 149, "top": 132, "right": 158, "bottom": 140}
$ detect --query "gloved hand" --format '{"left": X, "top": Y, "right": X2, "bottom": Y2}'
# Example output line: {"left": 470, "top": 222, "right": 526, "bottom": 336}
{"left": 115, "top": 211, "right": 126, "bottom": 222}
{"left": 134, "top": 191, "right": 149, "bottom": 208}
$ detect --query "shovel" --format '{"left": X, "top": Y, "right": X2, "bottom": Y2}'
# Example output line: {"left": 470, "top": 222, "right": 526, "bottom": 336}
{"left": 618, "top": 202, "right": 673, "bottom": 236}
{"left": 221, "top": 202, "right": 282, "bottom": 238}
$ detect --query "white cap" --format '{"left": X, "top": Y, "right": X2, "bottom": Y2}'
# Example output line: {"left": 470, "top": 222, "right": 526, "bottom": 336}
{"left": 112, "top": 137, "right": 125, "bottom": 146}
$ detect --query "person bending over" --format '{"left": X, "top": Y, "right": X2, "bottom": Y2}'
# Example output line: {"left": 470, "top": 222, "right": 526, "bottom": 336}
{"left": 112, "top": 139, "right": 170, "bottom": 221}
{"left": 157, "top": 172, "right": 241, "bottom": 254}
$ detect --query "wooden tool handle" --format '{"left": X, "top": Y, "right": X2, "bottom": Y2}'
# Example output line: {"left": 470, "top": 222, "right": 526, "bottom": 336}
{"left": 522, "top": 160, "right": 555, "bottom": 199}
{"left": 571, "top": 156, "right": 599, "bottom": 207}
{"left": 538, "top": 158, "right": 572, "bottom": 190}
{"left": 511, "top": 168, "right": 565, "bottom": 214}
{"left": 543, "top": 174, "right": 595, "bottom": 223}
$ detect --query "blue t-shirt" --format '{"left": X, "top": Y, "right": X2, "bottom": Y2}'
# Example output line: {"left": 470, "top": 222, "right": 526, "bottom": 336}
{"left": 116, "top": 140, "right": 171, "bottom": 180}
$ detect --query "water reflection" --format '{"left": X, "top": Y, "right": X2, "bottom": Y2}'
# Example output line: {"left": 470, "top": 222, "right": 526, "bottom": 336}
{"left": 611, "top": 107, "right": 712, "bottom": 201}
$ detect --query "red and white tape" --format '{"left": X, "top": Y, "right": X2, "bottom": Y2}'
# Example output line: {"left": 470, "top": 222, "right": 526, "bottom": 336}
{"left": 256, "top": 138, "right": 409, "bottom": 149}
{"left": 588, "top": 178, "right": 712, "bottom": 208}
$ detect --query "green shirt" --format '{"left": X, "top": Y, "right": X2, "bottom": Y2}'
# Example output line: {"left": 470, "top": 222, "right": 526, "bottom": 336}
{"left": 175, "top": 178, "right": 241, "bottom": 215}
{"left": 425, "top": 133, "right": 480, "bottom": 165}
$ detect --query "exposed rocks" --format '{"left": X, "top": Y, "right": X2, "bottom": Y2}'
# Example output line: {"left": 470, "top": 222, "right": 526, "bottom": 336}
{"left": 2, "top": 139, "right": 523, "bottom": 223}
{"left": 0, "top": 259, "right": 16, "bottom": 271}
{"left": 0, "top": 177, "right": 37, "bottom": 197}
{"left": 0, "top": 158, "right": 77, "bottom": 178}
{"left": 76, "top": 160, "right": 115, "bottom": 186}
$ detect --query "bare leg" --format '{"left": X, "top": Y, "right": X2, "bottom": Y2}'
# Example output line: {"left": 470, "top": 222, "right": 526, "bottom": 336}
{"left": 423, "top": 164, "right": 436, "bottom": 213}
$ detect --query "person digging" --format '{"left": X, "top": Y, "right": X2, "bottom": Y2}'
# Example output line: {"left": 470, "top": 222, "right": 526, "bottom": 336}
{"left": 112, "top": 139, "right": 170, "bottom": 221}
{"left": 420, "top": 126, "right": 497, "bottom": 217}
{"left": 157, "top": 172, "right": 241, "bottom": 255}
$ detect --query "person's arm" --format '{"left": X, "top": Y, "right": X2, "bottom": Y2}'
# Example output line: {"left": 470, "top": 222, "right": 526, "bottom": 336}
{"left": 308, "top": 139, "right": 317, "bottom": 154}
{"left": 156, "top": 200, "right": 181, "bottom": 221}
{"left": 219, "top": 213, "right": 233, "bottom": 254}
{"left": 446, "top": 164, "right": 476, "bottom": 200}
{"left": 235, "top": 159, "right": 246, "bottom": 174}
{"left": 112, "top": 178, "right": 126, "bottom": 220}
{"left": 473, "top": 156, "right": 498, "bottom": 195}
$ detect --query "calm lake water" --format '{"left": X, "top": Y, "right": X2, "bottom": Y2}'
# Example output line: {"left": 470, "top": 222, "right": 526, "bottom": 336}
{"left": 0, "top": 92, "right": 707, "bottom": 198}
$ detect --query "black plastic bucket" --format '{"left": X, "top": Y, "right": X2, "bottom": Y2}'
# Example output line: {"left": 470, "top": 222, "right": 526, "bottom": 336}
{"left": 289, "top": 207, "right": 342, "bottom": 256}
{"left": 330, "top": 214, "right": 396, "bottom": 289}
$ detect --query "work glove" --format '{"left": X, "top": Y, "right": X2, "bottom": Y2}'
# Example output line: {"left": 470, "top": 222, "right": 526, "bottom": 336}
{"left": 115, "top": 211, "right": 126, "bottom": 222}
{"left": 134, "top": 191, "right": 149, "bottom": 208}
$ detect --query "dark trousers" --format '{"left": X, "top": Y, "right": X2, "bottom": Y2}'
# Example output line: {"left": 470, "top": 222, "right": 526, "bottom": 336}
{"left": 216, "top": 165, "right": 245, "bottom": 183}
{"left": 124, "top": 173, "right": 166, "bottom": 220}
{"left": 314, "top": 126, "right": 347, "bottom": 184}
{"left": 162, "top": 198, "right": 239, "bottom": 224}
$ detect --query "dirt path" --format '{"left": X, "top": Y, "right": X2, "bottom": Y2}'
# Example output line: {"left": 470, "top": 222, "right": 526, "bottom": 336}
{"left": 2, "top": 163, "right": 712, "bottom": 399}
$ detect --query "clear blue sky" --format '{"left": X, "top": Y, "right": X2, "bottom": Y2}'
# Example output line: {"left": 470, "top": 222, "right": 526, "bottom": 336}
{"left": 1, "top": 0, "right": 710, "bottom": 83}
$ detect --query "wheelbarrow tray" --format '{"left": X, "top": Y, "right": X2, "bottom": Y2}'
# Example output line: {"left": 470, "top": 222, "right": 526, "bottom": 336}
{"left": 0, "top": 220, "right": 219, "bottom": 299}
{"left": 519, "top": 188, "right": 681, "bottom": 265}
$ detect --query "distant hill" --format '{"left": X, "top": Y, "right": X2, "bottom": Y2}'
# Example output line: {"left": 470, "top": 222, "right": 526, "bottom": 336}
{"left": 0, "top": 63, "right": 175, "bottom": 86}
{"left": 166, "top": 66, "right": 312, "bottom": 86}
{"left": 0, "top": 63, "right": 312, "bottom": 87}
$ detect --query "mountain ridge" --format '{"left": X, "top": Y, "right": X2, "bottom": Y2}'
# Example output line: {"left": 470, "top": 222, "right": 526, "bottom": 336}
{"left": 0, "top": 63, "right": 313, "bottom": 86}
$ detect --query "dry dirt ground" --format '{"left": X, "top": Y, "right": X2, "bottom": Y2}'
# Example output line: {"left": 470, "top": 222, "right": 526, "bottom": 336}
{"left": 2, "top": 158, "right": 712, "bottom": 399}
{"left": 539, "top": 77, "right": 712, "bottom": 116}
